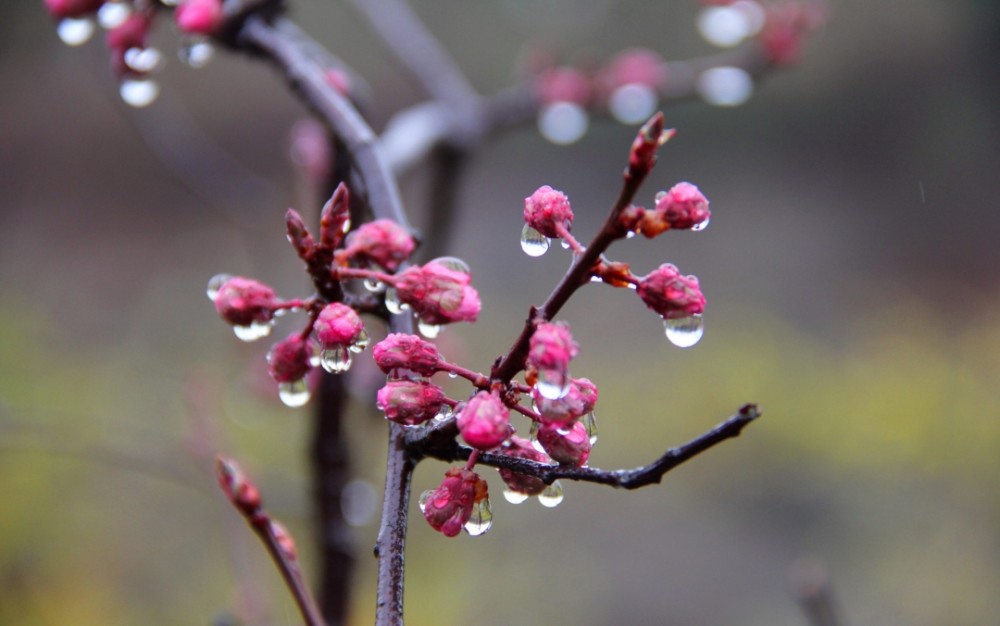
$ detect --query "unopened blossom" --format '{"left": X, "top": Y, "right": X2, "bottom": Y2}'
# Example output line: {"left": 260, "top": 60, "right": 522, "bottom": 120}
{"left": 266, "top": 335, "right": 312, "bottom": 383}
{"left": 456, "top": 391, "right": 511, "bottom": 451}
{"left": 528, "top": 322, "right": 579, "bottom": 373}
{"left": 314, "top": 303, "right": 364, "bottom": 349}
{"left": 339, "top": 219, "right": 415, "bottom": 271}
{"left": 498, "top": 437, "right": 551, "bottom": 497}
{"left": 214, "top": 276, "right": 278, "bottom": 327}
{"left": 372, "top": 333, "right": 441, "bottom": 377}
{"left": 524, "top": 185, "right": 574, "bottom": 238}
{"left": 44, "top": 0, "right": 103, "bottom": 19}
{"left": 376, "top": 380, "right": 446, "bottom": 426}
{"left": 534, "top": 67, "right": 591, "bottom": 105}
{"left": 216, "top": 456, "right": 261, "bottom": 514}
{"left": 538, "top": 422, "right": 591, "bottom": 466}
{"left": 421, "top": 468, "right": 488, "bottom": 537}
{"left": 106, "top": 13, "right": 152, "bottom": 76}
{"left": 394, "top": 261, "right": 480, "bottom": 325}
{"left": 654, "top": 182, "right": 710, "bottom": 230}
{"left": 600, "top": 48, "right": 667, "bottom": 91}
{"left": 175, "top": 0, "right": 223, "bottom": 35}
{"left": 533, "top": 377, "right": 598, "bottom": 427}
{"left": 636, "top": 264, "right": 706, "bottom": 320}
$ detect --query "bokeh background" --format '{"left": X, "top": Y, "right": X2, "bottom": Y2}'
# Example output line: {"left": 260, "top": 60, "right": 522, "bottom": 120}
{"left": 2, "top": 1, "right": 999, "bottom": 624}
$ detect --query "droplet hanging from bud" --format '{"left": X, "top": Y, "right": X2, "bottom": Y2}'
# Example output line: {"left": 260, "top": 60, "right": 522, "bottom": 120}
{"left": 417, "top": 319, "right": 441, "bottom": 339}
{"left": 581, "top": 411, "right": 598, "bottom": 445}
{"left": 179, "top": 39, "right": 214, "bottom": 68}
{"left": 537, "top": 101, "right": 589, "bottom": 145}
{"left": 349, "top": 328, "right": 370, "bottom": 353}
{"left": 503, "top": 488, "right": 530, "bottom": 504}
{"left": 206, "top": 273, "right": 232, "bottom": 301}
{"left": 520, "top": 224, "right": 550, "bottom": 257}
{"left": 464, "top": 496, "right": 493, "bottom": 536}
{"left": 535, "top": 369, "right": 570, "bottom": 400}
{"left": 278, "top": 379, "right": 310, "bottom": 407}
{"left": 384, "top": 288, "right": 408, "bottom": 315}
{"left": 57, "top": 18, "right": 96, "bottom": 46}
{"left": 97, "top": 1, "right": 131, "bottom": 29}
{"left": 119, "top": 78, "right": 160, "bottom": 108}
{"left": 664, "top": 314, "right": 704, "bottom": 348}
{"left": 320, "top": 346, "right": 352, "bottom": 373}
{"left": 537, "top": 481, "right": 565, "bottom": 508}
{"left": 233, "top": 319, "right": 273, "bottom": 342}
{"left": 124, "top": 47, "right": 164, "bottom": 74}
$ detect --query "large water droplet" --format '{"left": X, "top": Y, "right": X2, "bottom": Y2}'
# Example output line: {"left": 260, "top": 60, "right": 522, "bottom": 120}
{"left": 417, "top": 489, "right": 433, "bottom": 514}
{"left": 527, "top": 420, "right": 545, "bottom": 452}
{"left": 433, "top": 404, "right": 454, "bottom": 423}
{"left": 233, "top": 319, "right": 273, "bottom": 342}
{"left": 697, "top": 5, "right": 752, "bottom": 47}
{"left": 664, "top": 314, "right": 704, "bottom": 348}
{"left": 206, "top": 273, "right": 232, "bottom": 301}
{"left": 124, "top": 47, "right": 164, "bottom": 73}
{"left": 537, "top": 481, "right": 565, "bottom": 508}
{"left": 537, "top": 101, "right": 589, "bottom": 145}
{"left": 278, "top": 379, "right": 310, "bottom": 407}
{"left": 321, "top": 346, "right": 352, "bottom": 373}
{"left": 349, "top": 328, "right": 370, "bottom": 353}
{"left": 363, "top": 277, "right": 385, "bottom": 293}
{"left": 581, "top": 411, "right": 598, "bottom": 445}
{"left": 464, "top": 497, "right": 493, "bottom": 536}
{"left": 430, "top": 256, "right": 470, "bottom": 276}
{"left": 609, "top": 83, "right": 658, "bottom": 125}
{"left": 119, "top": 78, "right": 160, "bottom": 108}
{"left": 520, "top": 224, "right": 550, "bottom": 257}
{"left": 535, "top": 369, "right": 569, "bottom": 400}
{"left": 503, "top": 489, "right": 530, "bottom": 504}
{"left": 697, "top": 67, "right": 753, "bottom": 107}
{"left": 692, "top": 216, "right": 711, "bottom": 232}
{"left": 418, "top": 319, "right": 441, "bottom": 339}
{"left": 384, "top": 288, "right": 407, "bottom": 314}
{"left": 179, "top": 39, "right": 214, "bottom": 68}
{"left": 97, "top": 1, "right": 131, "bottom": 29}
{"left": 57, "top": 18, "right": 95, "bottom": 46}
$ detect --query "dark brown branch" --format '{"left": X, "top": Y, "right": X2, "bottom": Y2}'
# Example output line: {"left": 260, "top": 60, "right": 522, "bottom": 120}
{"left": 412, "top": 404, "right": 760, "bottom": 489}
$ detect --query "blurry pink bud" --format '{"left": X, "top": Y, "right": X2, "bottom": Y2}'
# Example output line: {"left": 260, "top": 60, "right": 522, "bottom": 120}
{"left": 537, "top": 422, "right": 591, "bottom": 466}
{"left": 285, "top": 208, "right": 316, "bottom": 260}
{"left": 216, "top": 456, "right": 261, "bottom": 514}
{"left": 320, "top": 183, "right": 350, "bottom": 249}
{"left": 524, "top": 185, "right": 574, "bottom": 239}
{"left": 498, "top": 437, "right": 551, "bottom": 496}
{"left": 324, "top": 68, "right": 352, "bottom": 95}
{"left": 528, "top": 321, "right": 579, "bottom": 374}
{"left": 457, "top": 391, "right": 511, "bottom": 451}
{"left": 266, "top": 335, "right": 312, "bottom": 384}
{"left": 106, "top": 13, "right": 150, "bottom": 51}
{"left": 534, "top": 67, "right": 592, "bottom": 105}
{"left": 44, "top": 0, "right": 103, "bottom": 19}
{"left": 628, "top": 113, "right": 673, "bottom": 175}
{"left": 636, "top": 264, "right": 706, "bottom": 319}
{"left": 395, "top": 261, "right": 480, "bottom": 325}
{"left": 421, "top": 468, "right": 488, "bottom": 537}
{"left": 376, "top": 380, "right": 446, "bottom": 426}
{"left": 314, "top": 303, "right": 364, "bottom": 348}
{"left": 372, "top": 333, "right": 442, "bottom": 377}
{"left": 338, "top": 218, "right": 415, "bottom": 271}
{"left": 533, "top": 377, "right": 598, "bottom": 427}
{"left": 214, "top": 276, "right": 278, "bottom": 327}
{"left": 654, "top": 182, "right": 711, "bottom": 230}
{"left": 600, "top": 48, "right": 666, "bottom": 90}
{"left": 175, "top": 0, "right": 223, "bottom": 36}
{"left": 269, "top": 520, "right": 298, "bottom": 561}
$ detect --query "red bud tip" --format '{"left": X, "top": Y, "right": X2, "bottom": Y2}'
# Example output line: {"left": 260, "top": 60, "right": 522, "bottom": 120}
{"left": 269, "top": 521, "right": 298, "bottom": 561}
{"left": 285, "top": 209, "right": 316, "bottom": 261}
{"left": 216, "top": 456, "right": 261, "bottom": 514}
{"left": 320, "top": 182, "right": 351, "bottom": 248}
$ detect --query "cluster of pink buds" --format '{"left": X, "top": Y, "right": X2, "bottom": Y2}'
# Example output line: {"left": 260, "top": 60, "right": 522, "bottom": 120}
{"left": 208, "top": 183, "right": 481, "bottom": 407}
{"left": 419, "top": 468, "right": 492, "bottom": 537}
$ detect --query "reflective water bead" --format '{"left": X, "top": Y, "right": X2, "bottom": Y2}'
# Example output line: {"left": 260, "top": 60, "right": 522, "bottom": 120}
{"left": 503, "top": 489, "right": 530, "bottom": 504}
{"left": 625, "top": 231, "right": 636, "bottom": 239}
{"left": 233, "top": 319, "right": 273, "bottom": 342}
{"left": 560, "top": 238, "right": 570, "bottom": 250}
{"left": 692, "top": 216, "right": 711, "bottom": 232}
{"left": 57, "top": 18, "right": 95, "bottom": 46}
{"left": 664, "top": 314, "right": 704, "bottom": 348}
{"left": 537, "top": 101, "right": 589, "bottom": 145}
{"left": 341, "top": 218, "right": 351, "bottom": 234}
{"left": 537, "top": 481, "right": 565, "bottom": 508}
{"left": 696, "top": 66, "right": 753, "bottom": 107}
{"left": 97, "top": 1, "right": 131, "bottom": 29}
{"left": 581, "top": 411, "right": 598, "bottom": 445}
{"left": 348, "top": 328, "right": 370, "bottom": 353}
{"left": 535, "top": 369, "right": 569, "bottom": 400}
{"left": 433, "top": 404, "right": 454, "bottom": 423}
{"left": 363, "top": 277, "right": 385, "bottom": 293}
{"left": 384, "top": 288, "right": 407, "bottom": 314}
{"left": 520, "top": 224, "right": 550, "bottom": 257}
{"left": 206, "top": 273, "right": 232, "bottom": 301}
{"left": 430, "top": 256, "right": 470, "bottom": 276}
{"left": 417, "top": 319, "right": 441, "bottom": 339}
{"left": 179, "top": 40, "right": 214, "bottom": 68}
{"left": 464, "top": 497, "right": 493, "bottom": 536}
{"left": 119, "top": 78, "right": 160, "bottom": 108}
{"left": 417, "top": 489, "right": 433, "bottom": 514}
{"left": 609, "top": 83, "right": 658, "bottom": 125}
{"left": 124, "top": 47, "right": 164, "bottom": 74}
{"left": 278, "top": 379, "right": 310, "bottom": 407}
{"left": 321, "top": 346, "right": 352, "bottom": 373}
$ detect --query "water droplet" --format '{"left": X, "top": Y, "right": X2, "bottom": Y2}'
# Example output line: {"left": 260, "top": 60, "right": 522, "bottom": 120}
{"left": 349, "top": 328, "right": 370, "bottom": 353}
{"left": 697, "top": 66, "right": 753, "bottom": 107}
{"left": 664, "top": 314, "right": 704, "bottom": 348}
{"left": 503, "top": 489, "right": 530, "bottom": 504}
{"left": 581, "top": 411, "right": 598, "bottom": 445}
{"left": 609, "top": 83, "right": 658, "bottom": 125}
{"left": 119, "top": 78, "right": 160, "bottom": 108}
{"left": 447, "top": 371, "right": 458, "bottom": 379}
{"left": 179, "top": 39, "right": 214, "bottom": 68}
{"left": 341, "top": 218, "right": 352, "bottom": 234}
{"left": 206, "top": 273, "right": 232, "bottom": 301}
{"left": 430, "top": 256, "right": 470, "bottom": 276}
{"left": 560, "top": 238, "right": 571, "bottom": 250}
{"left": 124, "top": 47, "right": 164, "bottom": 74}
{"left": 321, "top": 346, "right": 352, "bottom": 373}
{"left": 278, "top": 379, "right": 310, "bottom": 407}
{"left": 418, "top": 489, "right": 433, "bottom": 513}
{"left": 520, "top": 224, "right": 550, "bottom": 257}
{"left": 537, "top": 101, "right": 589, "bottom": 145}
{"left": 537, "top": 481, "right": 564, "bottom": 508}
{"left": 418, "top": 319, "right": 441, "bottom": 339}
{"left": 625, "top": 231, "right": 636, "bottom": 239}
{"left": 590, "top": 275, "right": 603, "bottom": 283}
{"left": 464, "top": 497, "right": 493, "bottom": 536}
{"left": 384, "top": 288, "right": 408, "bottom": 314}
{"left": 363, "top": 278, "right": 385, "bottom": 293}
{"left": 159, "top": 0, "right": 179, "bottom": 5}
{"left": 57, "top": 18, "right": 95, "bottom": 46}
{"left": 692, "top": 216, "right": 711, "bottom": 232}
{"left": 535, "top": 369, "right": 569, "bottom": 400}
{"left": 697, "top": 5, "right": 752, "bottom": 47}
{"left": 433, "top": 404, "right": 454, "bottom": 423}
{"left": 97, "top": 1, "right": 131, "bottom": 29}
{"left": 233, "top": 319, "right": 273, "bottom": 342}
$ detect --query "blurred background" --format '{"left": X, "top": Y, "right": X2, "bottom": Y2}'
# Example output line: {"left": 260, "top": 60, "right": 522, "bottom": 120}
{"left": 2, "top": 0, "right": 999, "bottom": 624}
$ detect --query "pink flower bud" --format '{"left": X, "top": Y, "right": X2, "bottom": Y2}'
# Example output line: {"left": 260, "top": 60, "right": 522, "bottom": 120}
{"left": 421, "top": 468, "right": 488, "bottom": 537}
{"left": 285, "top": 208, "right": 316, "bottom": 260}
{"left": 523, "top": 185, "right": 574, "bottom": 239}
{"left": 628, "top": 112, "right": 671, "bottom": 174}
{"left": 636, "top": 264, "right": 705, "bottom": 319}
{"left": 534, "top": 67, "right": 592, "bottom": 105}
{"left": 533, "top": 377, "right": 598, "bottom": 426}
{"left": 537, "top": 422, "right": 591, "bottom": 466}
{"left": 320, "top": 182, "right": 350, "bottom": 249}
{"left": 266, "top": 335, "right": 312, "bottom": 384}
{"left": 44, "top": 0, "right": 103, "bottom": 19}
{"left": 528, "top": 321, "right": 579, "bottom": 374}
{"left": 339, "top": 219, "right": 415, "bottom": 271}
{"left": 314, "top": 303, "right": 364, "bottom": 348}
{"left": 457, "top": 391, "right": 511, "bottom": 451}
{"left": 600, "top": 48, "right": 666, "bottom": 91}
{"left": 395, "top": 261, "right": 481, "bottom": 325}
{"left": 216, "top": 456, "right": 261, "bottom": 514}
{"left": 175, "top": 0, "right": 223, "bottom": 36}
{"left": 376, "top": 380, "right": 446, "bottom": 426}
{"left": 498, "top": 437, "right": 551, "bottom": 496}
{"left": 214, "top": 276, "right": 278, "bottom": 327}
{"left": 106, "top": 13, "right": 150, "bottom": 52}
{"left": 654, "top": 182, "right": 710, "bottom": 230}
{"left": 372, "top": 333, "right": 441, "bottom": 377}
